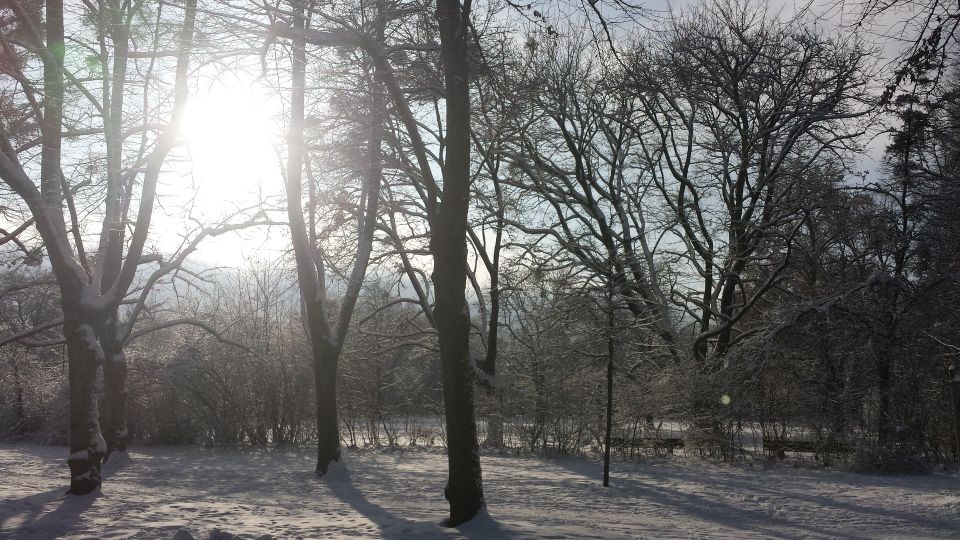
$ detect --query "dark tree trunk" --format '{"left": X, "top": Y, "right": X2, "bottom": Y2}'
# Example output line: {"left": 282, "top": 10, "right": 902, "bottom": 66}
{"left": 0, "top": 0, "right": 195, "bottom": 496}
{"left": 949, "top": 362, "right": 960, "bottom": 462}
{"left": 692, "top": 258, "right": 712, "bottom": 362}
{"left": 434, "top": 274, "right": 483, "bottom": 525}
{"left": 434, "top": 0, "right": 484, "bottom": 525}
{"left": 314, "top": 339, "right": 341, "bottom": 475}
{"left": 603, "top": 330, "right": 614, "bottom": 488}
{"left": 432, "top": 209, "right": 484, "bottom": 523}
{"left": 64, "top": 308, "right": 106, "bottom": 495}
{"left": 480, "top": 188, "right": 504, "bottom": 450}
{"left": 603, "top": 356, "right": 613, "bottom": 487}
{"left": 713, "top": 273, "right": 738, "bottom": 358}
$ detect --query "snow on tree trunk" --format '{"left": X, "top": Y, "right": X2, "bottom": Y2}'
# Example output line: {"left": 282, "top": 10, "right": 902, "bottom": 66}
{"left": 64, "top": 317, "right": 106, "bottom": 495}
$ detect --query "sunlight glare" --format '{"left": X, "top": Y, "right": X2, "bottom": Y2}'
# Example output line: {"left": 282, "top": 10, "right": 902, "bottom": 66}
{"left": 180, "top": 80, "right": 279, "bottom": 217}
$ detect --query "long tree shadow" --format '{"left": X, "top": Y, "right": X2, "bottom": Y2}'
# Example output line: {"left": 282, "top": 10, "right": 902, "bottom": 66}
{"left": 102, "top": 450, "right": 134, "bottom": 477}
{"left": 1, "top": 488, "right": 100, "bottom": 539}
{"left": 323, "top": 467, "right": 431, "bottom": 538}
{"left": 643, "top": 463, "right": 960, "bottom": 533}
{"left": 0, "top": 487, "right": 63, "bottom": 535}
{"left": 543, "top": 457, "right": 872, "bottom": 539}
{"left": 323, "top": 466, "right": 521, "bottom": 538}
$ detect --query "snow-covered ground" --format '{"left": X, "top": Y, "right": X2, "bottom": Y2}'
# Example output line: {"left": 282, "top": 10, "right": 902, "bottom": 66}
{"left": 1, "top": 443, "right": 958, "bottom": 539}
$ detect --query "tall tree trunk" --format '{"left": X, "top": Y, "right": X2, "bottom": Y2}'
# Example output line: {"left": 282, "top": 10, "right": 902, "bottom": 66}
{"left": 434, "top": 0, "right": 484, "bottom": 525}
{"left": 433, "top": 264, "right": 483, "bottom": 524}
{"left": 603, "top": 304, "right": 614, "bottom": 488}
{"left": 283, "top": 1, "right": 341, "bottom": 475}
{"left": 64, "top": 307, "right": 106, "bottom": 495}
{"left": 481, "top": 180, "right": 504, "bottom": 449}
{"left": 950, "top": 361, "right": 960, "bottom": 463}
{"left": 283, "top": 0, "right": 384, "bottom": 475}
{"left": 0, "top": 0, "right": 196, "bottom": 495}
{"left": 42, "top": 0, "right": 108, "bottom": 496}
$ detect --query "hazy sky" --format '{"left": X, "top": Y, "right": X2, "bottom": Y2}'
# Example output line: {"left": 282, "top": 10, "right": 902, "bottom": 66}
{"left": 154, "top": 0, "right": 911, "bottom": 272}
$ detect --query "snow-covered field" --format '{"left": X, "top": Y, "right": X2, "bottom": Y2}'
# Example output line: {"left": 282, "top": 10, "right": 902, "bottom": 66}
{"left": 1, "top": 443, "right": 958, "bottom": 539}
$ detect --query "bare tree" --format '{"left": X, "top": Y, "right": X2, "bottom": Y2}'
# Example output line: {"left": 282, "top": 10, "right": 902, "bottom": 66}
{"left": 626, "top": 1, "right": 870, "bottom": 362}
{"left": 0, "top": 0, "right": 197, "bottom": 493}
{"left": 281, "top": 0, "right": 385, "bottom": 475}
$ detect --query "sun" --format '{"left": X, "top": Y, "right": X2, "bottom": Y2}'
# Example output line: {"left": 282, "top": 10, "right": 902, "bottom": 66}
{"left": 153, "top": 76, "right": 288, "bottom": 266}
{"left": 180, "top": 78, "right": 280, "bottom": 217}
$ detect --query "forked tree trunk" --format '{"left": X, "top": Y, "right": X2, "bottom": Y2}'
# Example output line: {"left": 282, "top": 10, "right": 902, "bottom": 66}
{"left": 285, "top": 7, "right": 342, "bottom": 475}
{"left": 0, "top": 0, "right": 196, "bottom": 495}
{"left": 64, "top": 310, "right": 106, "bottom": 495}
{"left": 283, "top": 1, "right": 339, "bottom": 475}
{"left": 277, "top": 0, "right": 482, "bottom": 519}
{"left": 283, "top": 0, "right": 384, "bottom": 476}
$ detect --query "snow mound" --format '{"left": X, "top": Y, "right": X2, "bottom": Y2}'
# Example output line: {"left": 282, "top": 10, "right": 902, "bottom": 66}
{"left": 318, "top": 457, "right": 350, "bottom": 482}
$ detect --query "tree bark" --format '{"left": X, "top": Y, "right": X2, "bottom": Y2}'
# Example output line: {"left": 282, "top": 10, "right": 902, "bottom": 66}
{"left": 313, "top": 339, "right": 341, "bottom": 474}
{"left": 63, "top": 308, "right": 106, "bottom": 495}
{"left": 43, "top": 0, "right": 106, "bottom": 495}
{"left": 0, "top": 0, "right": 196, "bottom": 494}
{"left": 434, "top": 0, "right": 484, "bottom": 525}
{"left": 603, "top": 315, "right": 614, "bottom": 488}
